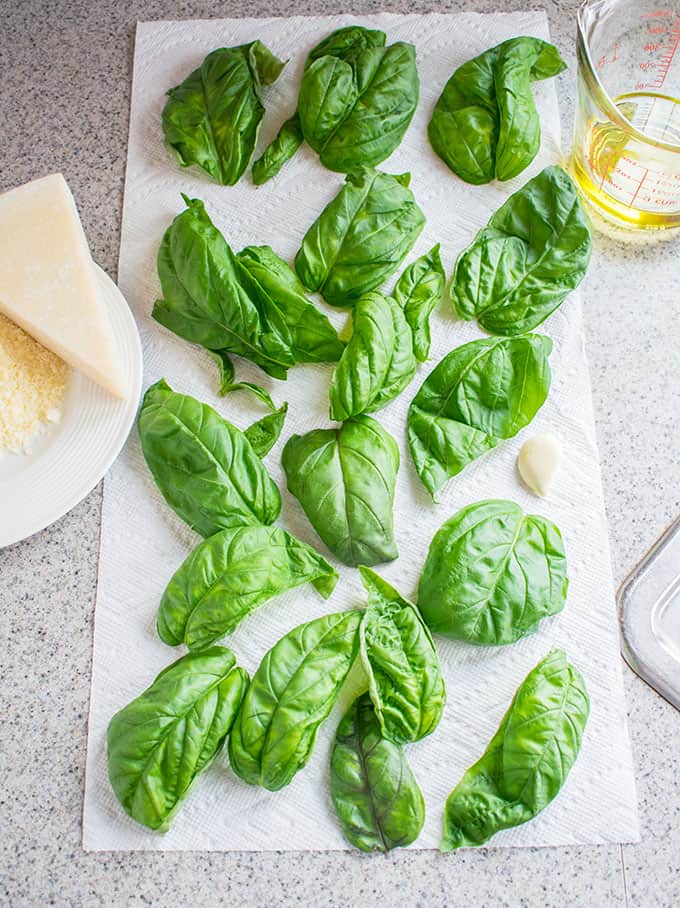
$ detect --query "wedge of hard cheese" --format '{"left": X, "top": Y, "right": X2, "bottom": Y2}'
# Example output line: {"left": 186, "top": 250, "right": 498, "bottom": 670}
{"left": 0, "top": 174, "right": 127, "bottom": 399}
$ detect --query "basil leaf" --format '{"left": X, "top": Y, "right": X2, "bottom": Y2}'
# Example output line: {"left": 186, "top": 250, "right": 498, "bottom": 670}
{"left": 138, "top": 379, "right": 281, "bottom": 536}
{"left": 252, "top": 113, "right": 304, "bottom": 184}
{"left": 295, "top": 168, "right": 425, "bottom": 306}
{"left": 152, "top": 197, "right": 295, "bottom": 380}
{"left": 162, "top": 42, "right": 286, "bottom": 186}
{"left": 107, "top": 647, "right": 248, "bottom": 831}
{"left": 329, "top": 292, "right": 416, "bottom": 421}
{"left": 428, "top": 37, "right": 566, "bottom": 184}
{"left": 359, "top": 567, "right": 445, "bottom": 744}
{"left": 418, "top": 499, "right": 568, "bottom": 644}
{"left": 236, "top": 245, "right": 344, "bottom": 364}
{"left": 392, "top": 244, "right": 445, "bottom": 362}
{"left": 207, "top": 350, "right": 276, "bottom": 410}
{"left": 407, "top": 334, "right": 552, "bottom": 499}
{"left": 244, "top": 402, "right": 288, "bottom": 457}
{"left": 299, "top": 56, "right": 359, "bottom": 151}
{"left": 307, "top": 24, "right": 386, "bottom": 63}
{"left": 441, "top": 649, "right": 589, "bottom": 850}
{"left": 451, "top": 166, "right": 592, "bottom": 335}
{"left": 228, "top": 610, "right": 362, "bottom": 790}
{"left": 282, "top": 416, "right": 400, "bottom": 567}
{"left": 330, "top": 693, "right": 425, "bottom": 852}
{"left": 157, "top": 523, "right": 338, "bottom": 650}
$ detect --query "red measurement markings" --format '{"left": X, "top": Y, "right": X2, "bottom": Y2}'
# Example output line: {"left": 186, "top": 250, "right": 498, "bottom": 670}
{"left": 628, "top": 168, "right": 650, "bottom": 208}
{"left": 650, "top": 15, "right": 680, "bottom": 89}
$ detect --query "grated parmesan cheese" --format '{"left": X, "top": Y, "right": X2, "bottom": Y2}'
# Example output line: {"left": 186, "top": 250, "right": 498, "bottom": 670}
{"left": 0, "top": 312, "right": 68, "bottom": 452}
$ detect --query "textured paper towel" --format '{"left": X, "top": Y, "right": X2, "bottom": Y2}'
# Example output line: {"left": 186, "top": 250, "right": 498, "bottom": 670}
{"left": 83, "top": 12, "right": 639, "bottom": 851}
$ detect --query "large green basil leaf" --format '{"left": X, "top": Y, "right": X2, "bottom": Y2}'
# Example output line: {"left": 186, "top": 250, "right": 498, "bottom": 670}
{"left": 244, "top": 402, "right": 288, "bottom": 457}
{"left": 162, "top": 42, "right": 286, "bottom": 186}
{"left": 138, "top": 380, "right": 281, "bottom": 536}
{"left": 441, "top": 649, "right": 589, "bottom": 850}
{"left": 282, "top": 416, "right": 399, "bottom": 566}
{"left": 418, "top": 499, "right": 568, "bottom": 645}
{"left": 408, "top": 334, "right": 552, "bottom": 499}
{"left": 107, "top": 647, "right": 248, "bottom": 831}
{"left": 329, "top": 292, "right": 416, "bottom": 421}
{"left": 295, "top": 168, "right": 425, "bottom": 306}
{"left": 236, "top": 245, "right": 344, "bottom": 363}
{"left": 152, "top": 197, "right": 294, "bottom": 380}
{"left": 451, "top": 166, "right": 592, "bottom": 335}
{"left": 428, "top": 37, "right": 566, "bottom": 185}
{"left": 330, "top": 693, "right": 425, "bottom": 852}
{"left": 228, "top": 610, "right": 362, "bottom": 790}
{"left": 359, "top": 567, "right": 445, "bottom": 744}
{"left": 252, "top": 113, "right": 304, "bottom": 185}
{"left": 392, "top": 244, "right": 445, "bottom": 362}
{"left": 157, "top": 524, "right": 338, "bottom": 651}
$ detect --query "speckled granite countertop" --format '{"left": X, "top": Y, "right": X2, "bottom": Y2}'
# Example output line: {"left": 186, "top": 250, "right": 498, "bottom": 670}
{"left": 1, "top": 1, "right": 679, "bottom": 906}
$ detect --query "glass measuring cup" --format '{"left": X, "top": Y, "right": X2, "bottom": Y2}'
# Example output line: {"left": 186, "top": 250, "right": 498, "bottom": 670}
{"left": 572, "top": 0, "right": 680, "bottom": 229}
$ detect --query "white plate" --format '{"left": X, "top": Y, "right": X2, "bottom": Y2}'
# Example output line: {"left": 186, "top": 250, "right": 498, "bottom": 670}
{"left": 0, "top": 264, "right": 143, "bottom": 548}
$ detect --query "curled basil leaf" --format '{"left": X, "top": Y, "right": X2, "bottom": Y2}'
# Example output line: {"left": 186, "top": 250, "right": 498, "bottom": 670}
{"left": 107, "top": 647, "right": 248, "bottom": 831}
{"left": 359, "top": 567, "right": 445, "bottom": 744}
{"left": 407, "top": 334, "right": 552, "bottom": 499}
{"left": 228, "top": 610, "right": 362, "bottom": 790}
{"left": 451, "top": 166, "right": 592, "bottom": 336}
{"left": 252, "top": 113, "right": 304, "bottom": 185}
{"left": 162, "top": 42, "right": 286, "bottom": 186}
{"left": 329, "top": 292, "right": 416, "bottom": 421}
{"left": 282, "top": 416, "right": 399, "bottom": 567}
{"left": 138, "top": 379, "right": 281, "bottom": 536}
{"left": 157, "top": 524, "right": 338, "bottom": 651}
{"left": 392, "top": 244, "right": 445, "bottom": 362}
{"left": 244, "top": 402, "right": 288, "bottom": 457}
{"left": 330, "top": 693, "right": 425, "bottom": 852}
{"left": 295, "top": 168, "right": 425, "bottom": 307}
{"left": 208, "top": 350, "right": 276, "bottom": 409}
{"left": 418, "top": 500, "right": 568, "bottom": 645}
{"left": 429, "top": 37, "right": 566, "bottom": 185}
{"left": 441, "top": 649, "right": 589, "bottom": 850}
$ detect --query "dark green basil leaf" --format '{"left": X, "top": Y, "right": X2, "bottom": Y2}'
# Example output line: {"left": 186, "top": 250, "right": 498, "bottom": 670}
{"left": 441, "top": 649, "right": 589, "bottom": 850}
{"left": 157, "top": 523, "right": 338, "bottom": 650}
{"left": 428, "top": 37, "right": 566, "bottom": 184}
{"left": 418, "top": 499, "right": 568, "bottom": 644}
{"left": 244, "top": 402, "right": 288, "bottom": 457}
{"left": 228, "top": 610, "right": 362, "bottom": 790}
{"left": 306, "top": 25, "right": 386, "bottom": 65}
{"left": 299, "top": 55, "right": 358, "bottom": 151}
{"left": 451, "top": 166, "right": 592, "bottom": 335}
{"left": 282, "top": 416, "right": 399, "bottom": 566}
{"left": 252, "top": 113, "right": 304, "bottom": 184}
{"left": 408, "top": 334, "right": 552, "bottom": 499}
{"left": 138, "top": 379, "right": 281, "bottom": 536}
{"left": 359, "top": 567, "right": 445, "bottom": 744}
{"left": 330, "top": 693, "right": 425, "bottom": 852}
{"left": 236, "top": 245, "right": 344, "bottom": 363}
{"left": 329, "top": 292, "right": 416, "bottom": 421}
{"left": 208, "top": 350, "right": 276, "bottom": 409}
{"left": 295, "top": 168, "right": 425, "bottom": 306}
{"left": 392, "top": 245, "right": 445, "bottom": 362}
{"left": 107, "top": 647, "right": 248, "bottom": 831}
{"left": 162, "top": 42, "right": 286, "bottom": 186}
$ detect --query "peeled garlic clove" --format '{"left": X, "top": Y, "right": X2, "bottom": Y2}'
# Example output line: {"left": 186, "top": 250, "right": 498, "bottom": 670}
{"left": 517, "top": 433, "right": 562, "bottom": 497}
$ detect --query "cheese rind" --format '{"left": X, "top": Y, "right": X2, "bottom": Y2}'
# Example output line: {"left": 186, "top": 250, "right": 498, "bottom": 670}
{"left": 0, "top": 174, "right": 127, "bottom": 398}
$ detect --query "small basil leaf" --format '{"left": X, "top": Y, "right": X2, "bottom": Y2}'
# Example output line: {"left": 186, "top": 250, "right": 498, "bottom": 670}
{"left": 359, "top": 567, "right": 445, "bottom": 744}
{"left": 282, "top": 415, "right": 400, "bottom": 567}
{"left": 330, "top": 693, "right": 425, "bottom": 852}
{"left": 138, "top": 379, "right": 281, "bottom": 536}
{"left": 451, "top": 166, "right": 592, "bottom": 335}
{"left": 392, "top": 244, "right": 445, "bottom": 361}
{"left": 244, "top": 402, "right": 288, "bottom": 457}
{"left": 162, "top": 42, "right": 286, "bottom": 186}
{"left": 252, "top": 113, "right": 304, "bottom": 185}
{"left": 157, "top": 523, "right": 337, "bottom": 650}
{"left": 407, "top": 334, "right": 552, "bottom": 499}
{"left": 107, "top": 647, "right": 248, "bottom": 831}
{"left": 306, "top": 25, "right": 386, "bottom": 64}
{"left": 295, "top": 168, "right": 425, "bottom": 306}
{"left": 207, "top": 350, "right": 276, "bottom": 410}
{"left": 228, "top": 610, "right": 362, "bottom": 790}
{"left": 299, "top": 56, "right": 358, "bottom": 152}
{"left": 441, "top": 649, "right": 589, "bottom": 850}
{"left": 418, "top": 499, "right": 568, "bottom": 644}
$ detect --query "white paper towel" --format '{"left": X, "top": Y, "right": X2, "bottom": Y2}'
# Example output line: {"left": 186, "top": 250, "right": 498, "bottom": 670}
{"left": 83, "top": 11, "right": 639, "bottom": 851}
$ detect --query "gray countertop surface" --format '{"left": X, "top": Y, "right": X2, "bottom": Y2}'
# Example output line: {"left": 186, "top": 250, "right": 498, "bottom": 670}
{"left": 1, "top": 1, "right": 679, "bottom": 906}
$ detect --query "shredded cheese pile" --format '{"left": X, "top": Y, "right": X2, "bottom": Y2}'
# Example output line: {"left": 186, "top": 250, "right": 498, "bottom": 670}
{"left": 0, "top": 312, "right": 68, "bottom": 452}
